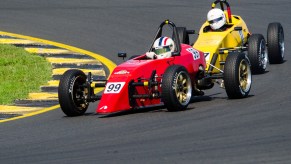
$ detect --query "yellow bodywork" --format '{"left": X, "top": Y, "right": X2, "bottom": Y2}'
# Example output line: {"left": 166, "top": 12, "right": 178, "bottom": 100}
{"left": 193, "top": 15, "right": 250, "bottom": 73}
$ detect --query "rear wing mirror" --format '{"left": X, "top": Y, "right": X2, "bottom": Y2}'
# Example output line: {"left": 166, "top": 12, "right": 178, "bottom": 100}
{"left": 118, "top": 52, "right": 127, "bottom": 60}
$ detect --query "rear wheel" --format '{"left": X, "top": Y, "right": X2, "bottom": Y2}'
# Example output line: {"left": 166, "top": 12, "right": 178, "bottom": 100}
{"left": 248, "top": 34, "right": 267, "bottom": 74}
{"left": 267, "top": 22, "right": 284, "bottom": 64}
{"left": 58, "top": 69, "right": 89, "bottom": 116}
{"left": 224, "top": 53, "right": 252, "bottom": 99}
{"left": 162, "top": 65, "right": 192, "bottom": 111}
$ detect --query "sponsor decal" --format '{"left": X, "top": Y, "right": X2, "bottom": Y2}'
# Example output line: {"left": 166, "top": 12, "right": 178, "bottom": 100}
{"left": 99, "top": 105, "right": 108, "bottom": 110}
{"left": 68, "top": 76, "right": 76, "bottom": 93}
{"left": 114, "top": 70, "right": 130, "bottom": 75}
{"left": 172, "top": 72, "right": 179, "bottom": 90}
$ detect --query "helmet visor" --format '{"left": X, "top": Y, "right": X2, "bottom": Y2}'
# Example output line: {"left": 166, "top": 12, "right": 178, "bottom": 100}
{"left": 208, "top": 16, "right": 223, "bottom": 24}
{"left": 154, "top": 46, "right": 171, "bottom": 55}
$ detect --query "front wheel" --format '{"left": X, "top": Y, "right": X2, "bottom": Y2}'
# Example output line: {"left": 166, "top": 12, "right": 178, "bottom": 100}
{"left": 248, "top": 34, "right": 267, "bottom": 74}
{"left": 58, "top": 69, "right": 89, "bottom": 116}
{"left": 267, "top": 22, "right": 284, "bottom": 64}
{"left": 162, "top": 65, "right": 192, "bottom": 111}
{"left": 224, "top": 53, "right": 252, "bottom": 99}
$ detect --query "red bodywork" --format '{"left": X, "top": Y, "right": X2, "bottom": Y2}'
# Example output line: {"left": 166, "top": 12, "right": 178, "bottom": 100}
{"left": 96, "top": 44, "right": 206, "bottom": 114}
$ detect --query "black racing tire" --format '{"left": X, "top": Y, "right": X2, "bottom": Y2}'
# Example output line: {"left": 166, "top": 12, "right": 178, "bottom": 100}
{"left": 267, "top": 22, "right": 284, "bottom": 64}
{"left": 248, "top": 34, "right": 267, "bottom": 74}
{"left": 162, "top": 65, "right": 192, "bottom": 111}
{"left": 176, "top": 27, "right": 190, "bottom": 45}
{"left": 224, "top": 53, "right": 252, "bottom": 99}
{"left": 58, "top": 69, "right": 89, "bottom": 116}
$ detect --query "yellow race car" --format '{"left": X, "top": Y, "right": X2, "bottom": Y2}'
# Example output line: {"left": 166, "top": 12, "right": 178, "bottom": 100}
{"left": 193, "top": 0, "right": 284, "bottom": 74}
{"left": 176, "top": 0, "right": 284, "bottom": 97}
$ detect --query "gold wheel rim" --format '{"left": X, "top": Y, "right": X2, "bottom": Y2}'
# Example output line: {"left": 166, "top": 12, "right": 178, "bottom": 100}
{"left": 239, "top": 60, "right": 251, "bottom": 91}
{"left": 175, "top": 72, "right": 192, "bottom": 105}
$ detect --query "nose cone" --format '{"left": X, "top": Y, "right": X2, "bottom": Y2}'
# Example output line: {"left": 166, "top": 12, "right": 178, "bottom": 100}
{"left": 96, "top": 83, "right": 131, "bottom": 114}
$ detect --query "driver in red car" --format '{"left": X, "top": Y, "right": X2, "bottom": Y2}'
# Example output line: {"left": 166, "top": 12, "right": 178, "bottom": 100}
{"left": 207, "top": 8, "right": 227, "bottom": 31}
{"left": 146, "top": 36, "right": 205, "bottom": 96}
{"left": 146, "top": 36, "right": 175, "bottom": 59}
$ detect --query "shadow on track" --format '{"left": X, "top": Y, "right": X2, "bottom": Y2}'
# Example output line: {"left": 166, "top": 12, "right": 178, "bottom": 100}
{"left": 61, "top": 92, "right": 254, "bottom": 119}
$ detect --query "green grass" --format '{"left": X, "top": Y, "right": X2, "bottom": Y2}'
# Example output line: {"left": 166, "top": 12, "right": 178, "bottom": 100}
{"left": 0, "top": 44, "right": 52, "bottom": 105}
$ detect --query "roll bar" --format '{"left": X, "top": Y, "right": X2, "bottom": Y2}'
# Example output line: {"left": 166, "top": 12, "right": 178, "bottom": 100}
{"left": 149, "top": 20, "right": 181, "bottom": 56}
{"left": 211, "top": 0, "right": 232, "bottom": 23}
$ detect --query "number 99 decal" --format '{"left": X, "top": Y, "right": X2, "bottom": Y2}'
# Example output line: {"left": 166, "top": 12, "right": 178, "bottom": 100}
{"left": 104, "top": 82, "right": 125, "bottom": 94}
{"left": 186, "top": 48, "right": 200, "bottom": 60}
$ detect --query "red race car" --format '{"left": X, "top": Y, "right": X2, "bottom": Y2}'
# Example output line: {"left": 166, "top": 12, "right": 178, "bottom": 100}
{"left": 58, "top": 20, "right": 251, "bottom": 116}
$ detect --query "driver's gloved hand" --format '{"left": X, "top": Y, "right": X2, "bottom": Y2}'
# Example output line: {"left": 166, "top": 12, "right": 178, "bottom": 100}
{"left": 146, "top": 52, "right": 157, "bottom": 59}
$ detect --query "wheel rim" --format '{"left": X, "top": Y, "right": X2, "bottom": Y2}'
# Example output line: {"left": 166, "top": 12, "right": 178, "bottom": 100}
{"left": 259, "top": 40, "right": 267, "bottom": 69}
{"left": 174, "top": 71, "right": 192, "bottom": 105}
{"left": 72, "top": 76, "right": 88, "bottom": 110}
{"left": 279, "top": 28, "right": 285, "bottom": 58}
{"left": 239, "top": 59, "right": 251, "bottom": 92}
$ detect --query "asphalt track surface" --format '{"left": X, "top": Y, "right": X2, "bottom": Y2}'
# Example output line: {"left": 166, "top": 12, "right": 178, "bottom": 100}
{"left": 1, "top": 0, "right": 291, "bottom": 163}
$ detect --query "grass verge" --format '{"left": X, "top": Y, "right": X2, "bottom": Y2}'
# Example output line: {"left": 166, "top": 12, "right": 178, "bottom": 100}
{"left": 0, "top": 44, "right": 52, "bottom": 105}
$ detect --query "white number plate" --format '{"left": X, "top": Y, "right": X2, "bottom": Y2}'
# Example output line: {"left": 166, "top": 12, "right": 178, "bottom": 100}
{"left": 187, "top": 48, "right": 200, "bottom": 60}
{"left": 104, "top": 82, "right": 125, "bottom": 94}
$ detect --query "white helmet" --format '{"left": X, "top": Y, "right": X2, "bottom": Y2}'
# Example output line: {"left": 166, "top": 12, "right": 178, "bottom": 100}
{"left": 207, "top": 8, "right": 226, "bottom": 30}
{"left": 153, "top": 36, "right": 175, "bottom": 59}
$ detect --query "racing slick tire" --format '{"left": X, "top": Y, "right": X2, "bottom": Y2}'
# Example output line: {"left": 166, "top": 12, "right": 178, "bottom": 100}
{"left": 224, "top": 53, "right": 252, "bottom": 99}
{"left": 267, "top": 22, "right": 284, "bottom": 64}
{"left": 162, "top": 65, "right": 192, "bottom": 111}
{"left": 58, "top": 69, "right": 89, "bottom": 116}
{"left": 176, "top": 27, "right": 190, "bottom": 45}
{"left": 248, "top": 34, "right": 267, "bottom": 74}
